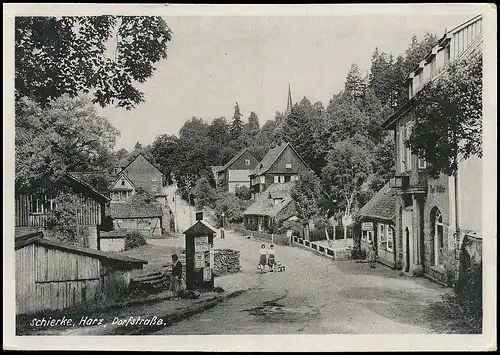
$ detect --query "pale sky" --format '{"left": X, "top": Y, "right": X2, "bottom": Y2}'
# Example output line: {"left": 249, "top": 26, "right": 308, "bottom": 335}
{"left": 95, "top": 10, "right": 480, "bottom": 150}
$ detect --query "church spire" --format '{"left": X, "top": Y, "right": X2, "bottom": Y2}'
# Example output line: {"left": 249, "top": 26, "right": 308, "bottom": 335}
{"left": 286, "top": 83, "right": 293, "bottom": 114}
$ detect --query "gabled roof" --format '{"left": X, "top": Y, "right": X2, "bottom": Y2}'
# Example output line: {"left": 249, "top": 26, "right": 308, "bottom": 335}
{"left": 15, "top": 231, "right": 147, "bottom": 267}
{"left": 244, "top": 182, "right": 296, "bottom": 218}
{"left": 357, "top": 182, "right": 396, "bottom": 222}
{"left": 109, "top": 173, "right": 137, "bottom": 191}
{"left": 121, "top": 154, "right": 163, "bottom": 177}
{"left": 109, "top": 189, "right": 163, "bottom": 219}
{"left": 218, "top": 148, "right": 256, "bottom": 173}
{"left": 250, "top": 142, "right": 310, "bottom": 176}
{"left": 65, "top": 172, "right": 110, "bottom": 203}
{"left": 183, "top": 220, "right": 218, "bottom": 236}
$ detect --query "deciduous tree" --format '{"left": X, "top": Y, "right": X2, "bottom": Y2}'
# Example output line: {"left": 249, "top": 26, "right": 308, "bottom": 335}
{"left": 15, "top": 16, "right": 172, "bottom": 109}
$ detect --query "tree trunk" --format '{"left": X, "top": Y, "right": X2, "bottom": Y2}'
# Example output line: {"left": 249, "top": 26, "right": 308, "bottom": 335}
{"left": 325, "top": 227, "right": 332, "bottom": 248}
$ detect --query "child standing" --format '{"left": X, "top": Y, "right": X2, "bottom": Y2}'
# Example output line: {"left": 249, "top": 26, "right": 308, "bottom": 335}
{"left": 268, "top": 245, "right": 276, "bottom": 272}
{"left": 368, "top": 242, "right": 377, "bottom": 268}
{"left": 259, "top": 244, "right": 267, "bottom": 273}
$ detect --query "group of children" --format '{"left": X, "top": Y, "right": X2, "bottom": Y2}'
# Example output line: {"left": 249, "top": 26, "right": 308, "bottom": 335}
{"left": 258, "top": 244, "right": 278, "bottom": 273}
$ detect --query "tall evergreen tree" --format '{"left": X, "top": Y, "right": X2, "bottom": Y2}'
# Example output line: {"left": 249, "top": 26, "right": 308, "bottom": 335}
{"left": 345, "top": 63, "right": 365, "bottom": 99}
{"left": 230, "top": 102, "right": 244, "bottom": 139}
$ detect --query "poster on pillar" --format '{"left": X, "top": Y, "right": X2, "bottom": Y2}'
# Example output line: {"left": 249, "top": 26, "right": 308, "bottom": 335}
{"left": 194, "top": 236, "right": 209, "bottom": 252}
{"left": 194, "top": 252, "right": 205, "bottom": 269}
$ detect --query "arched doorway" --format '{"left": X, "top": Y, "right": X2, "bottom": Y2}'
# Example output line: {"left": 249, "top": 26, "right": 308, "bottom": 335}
{"left": 405, "top": 227, "right": 410, "bottom": 272}
{"left": 430, "top": 207, "right": 444, "bottom": 266}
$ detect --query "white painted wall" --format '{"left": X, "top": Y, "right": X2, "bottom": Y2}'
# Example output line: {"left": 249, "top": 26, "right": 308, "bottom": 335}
{"left": 100, "top": 238, "right": 126, "bottom": 252}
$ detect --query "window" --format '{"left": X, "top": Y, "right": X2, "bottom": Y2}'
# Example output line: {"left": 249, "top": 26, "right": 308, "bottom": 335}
{"left": 418, "top": 157, "right": 427, "bottom": 169}
{"left": 285, "top": 175, "right": 291, "bottom": 183}
{"left": 408, "top": 81, "right": 413, "bottom": 99}
{"left": 445, "top": 45, "right": 451, "bottom": 65}
{"left": 260, "top": 176, "right": 265, "bottom": 184}
{"left": 405, "top": 122, "right": 413, "bottom": 171}
{"left": 362, "top": 230, "right": 367, "bottom": 242}
{"left": 431, "top": 208, "right": 444, "bottom": 266}
{"left": 121, "top": 180, "right": 125, "bottom": 186}
{"left": 274, "top": 176, "right": 279, "bottom": 183}
{"left": 387, "top": 227, "right": 394, "bottom": 252}
{"left": 279, "top": 176, "right": 285, "bottom": 183}
{"left": 285, "top": 163, "right": 292, "bottom": 169}
{"left": 379, "top": 224, "right": 387, "bottom": 249}
{"left": 245, "top": 159, "right": 251, "bottom": 166}
{"left": 152, "top": 176, "right": 157, "bottom": 182}
{"left": 31, "top": 196, "right": 46, "bottom": 214}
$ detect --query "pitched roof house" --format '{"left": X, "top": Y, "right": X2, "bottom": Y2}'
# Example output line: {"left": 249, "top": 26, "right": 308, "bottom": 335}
{"left": 110, "top": 154, "right": 166, "bottom": 204}
{"left": 215, "top": 148, "right": 259, "bottom": 193}
{"left": 249, "top": 142, "right": 310, "bottom": 199}
{"left": 15, "top": 230, "right": 146, "bottom": 315}
{"left": 15, "top": 172, "right": 110, "bottom": 250}
{"left": 243, "top": 182, "right": 298, "bottom": 232}
{"left": 357, "top": 182, "right": 397, "bottom": 268}
{"left": 109, "top": 189, "right": 164, "bottom": 237}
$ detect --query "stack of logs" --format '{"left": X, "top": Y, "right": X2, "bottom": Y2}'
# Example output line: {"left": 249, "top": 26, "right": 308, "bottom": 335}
{"left": 213, "top": 249, "right": 241, "bottom": 277}
{"left": 130, "top": 254, "right": 186, "bottom": 293}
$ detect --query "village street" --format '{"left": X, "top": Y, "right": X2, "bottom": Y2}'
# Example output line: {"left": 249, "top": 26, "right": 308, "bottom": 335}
{"left": 149, "top": 229, "right": 451, "bottom": 335}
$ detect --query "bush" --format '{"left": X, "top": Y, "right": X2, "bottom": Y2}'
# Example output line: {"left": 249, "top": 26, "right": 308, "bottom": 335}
{"left": 124, "top": 231, "right": 147, "bottom": 250}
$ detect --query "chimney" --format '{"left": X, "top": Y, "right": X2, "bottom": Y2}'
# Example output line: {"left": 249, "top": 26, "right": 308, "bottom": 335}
{"left": 195, "top": 211, "right": 203, "bottom": 221}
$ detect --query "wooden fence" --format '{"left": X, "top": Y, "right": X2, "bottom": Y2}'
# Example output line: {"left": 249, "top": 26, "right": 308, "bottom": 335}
{"left": 233, "top": 227, "right": 291, "bottom": 246}
{"left": 292, "top": 236, "right": 353, "bottom": 261}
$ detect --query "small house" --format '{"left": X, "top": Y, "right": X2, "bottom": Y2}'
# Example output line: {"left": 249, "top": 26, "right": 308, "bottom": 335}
{"left": 243, "top": 182, "right": 298, "bottom": 232}
{"left": 15, "top": 172, "right": 110, "bottom": 250}
{"left": 109, "top": 189, "right": 164, "bottom": 237}
{"left": 215, "top": 148, "right": 259, "bottom": 193}
{"left": 99, "top": 230, "right": 129, "bottom": 252}
{"left": 249, "top": 142, "right": 309, "bottom": 200}
{"left": 15, "top": 230, "right": 147, "bottom": 315}
{"left": 357, "top": 182, "right": 397, "bottom": 268}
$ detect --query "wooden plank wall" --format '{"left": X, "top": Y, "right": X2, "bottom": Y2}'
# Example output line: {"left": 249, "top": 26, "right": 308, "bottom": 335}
{"left": 16, "top": 244, "right": 130, "bottom": 315}
{"left": 15, "top": 192, "right": 101, "bottom": 228}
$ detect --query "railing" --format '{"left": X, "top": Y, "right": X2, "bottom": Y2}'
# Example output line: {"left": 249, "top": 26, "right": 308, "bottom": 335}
{"left": 232, "top": 227, "right": 291, "bottom": 246}
{"left": 292, "top": 236, "right": 352, "bottom": 261}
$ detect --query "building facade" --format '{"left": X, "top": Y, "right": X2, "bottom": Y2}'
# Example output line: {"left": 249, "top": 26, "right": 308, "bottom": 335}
{"left": 14, "top": 173, "right": 109, "bottom": 250}
{"left": 215, "top": 148, "right": 259, "bottom": 193}
{"left": 357, "top": 182, "right": 397, "bottom": 268}
{"left": 249, "top": 143, "right": 310, "bottom": 200}
{"left": 382, "top": 15, "right": 483, "bottom": 285}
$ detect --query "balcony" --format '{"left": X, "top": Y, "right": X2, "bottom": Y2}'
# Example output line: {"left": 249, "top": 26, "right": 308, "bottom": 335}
{"left": 390, "top": 170, "right": 428, "bottom": 195}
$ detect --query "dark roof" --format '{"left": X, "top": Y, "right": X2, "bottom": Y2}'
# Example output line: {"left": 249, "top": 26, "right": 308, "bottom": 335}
{"left": 15, "top": 233, "right": 147, "bottom": 267}
{"left": 183, "top": 220, "right": 217, "bottom": 236}
{"left": 100, "top": 230, "right": 129, "bottom": 239}
{"left": 244, "top": 183, "right": 296, "bottom": 218}
{"left": 382, "top": 97, "right": 415, "bottom": 129}
{"left": 250, "top": 143, "right": 289, "bottom": 176}
{"left": 357, "top": 182, "right": 396, "bottom": 222}
{"left": 109, "top": 190, "right": 163, "bottom": 219}
{"left": 64, "top": 172, "right": 110, "bottom": 202}
{"left": 218, "top": 148, "right": 256, "bottom": 173}
{"left": 121, "top": 154, "right": 163, "bottom": 177}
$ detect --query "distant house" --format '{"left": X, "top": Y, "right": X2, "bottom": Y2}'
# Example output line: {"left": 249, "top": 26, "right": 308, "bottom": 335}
{"left": 357, "top": 182, "right": 397, "bottom": 268}
{"left": 109, "top": 189, "right": 164, "bottom": 237}
{"left": 243, "top": 182, "right": 299, "bottom": 232}
{"left": 110, "top": 154, "right": 167, "bottom": 207}
{"left": 99, "top": 230, "right": 129, "bottom": 252}
{"left": 215, "top": 148, "right": 259, "bottom": 193}
{"left": 15, "top": 172, "right": 110, "bottom": 250}
{"left": 15, "top": 230, "right": 147, "bottom": 315}
{"left": 249, "top": 142, "right": 309, "bottom": 200}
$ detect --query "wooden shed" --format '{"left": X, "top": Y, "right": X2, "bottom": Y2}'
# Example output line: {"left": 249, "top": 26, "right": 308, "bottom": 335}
{"left": 15, "top": 230, "right": 147, "bottom": 315}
